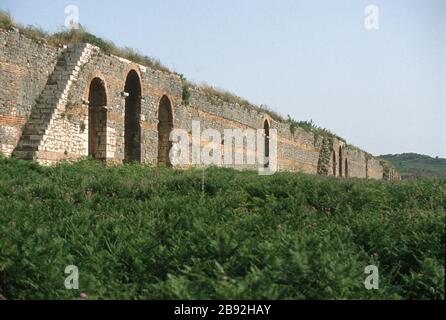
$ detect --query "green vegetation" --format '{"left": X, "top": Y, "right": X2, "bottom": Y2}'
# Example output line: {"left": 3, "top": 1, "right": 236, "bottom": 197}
{"left": 180, "top": 74, "right": 191, "bottom": 106}
{"left": 0, "top": 157, "right": 444, "bottom": 300}
{"left": 286, "top": 116, "right": 344, "bottom": 144}
{"left": 380, "top": 153, "right": 446, "bottom": 180}
{"left": 181, "top": 82, "right": 191, "bottom": 106}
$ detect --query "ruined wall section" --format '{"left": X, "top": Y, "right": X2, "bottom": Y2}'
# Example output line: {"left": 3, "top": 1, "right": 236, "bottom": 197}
{"left": 0, "top": 29, "right": 59, "bottom": 156}
{"left": 343, "top": 147, "right": 368, "bottom": 179}
{"left": 182, "top": 87, "right": 322, "bottom": 172}
{"left": 276, "top": 123, "right": 321, "bottom": 173}
{"left": 0, "top": 30, "right": 397, "bottom": 179}
{"left": 138, "top": 67, "right": 182, "bottom": 165}
{"left": 42, "top": 52, "right": 147, "bottom": 163}
{"left": 381, "top": 160, "right": 400, "bottom": 181}
{"left": 330, "top": 139, "right": 344, "bottom": 177}
{"left": 131, "top": 66, "right": 323, "bottom": 172}
{"left": 318, "top": 139, "right": 385, "bottom": 180}
{"left": 317, "top": 136, "right": 333, "bottom": 176}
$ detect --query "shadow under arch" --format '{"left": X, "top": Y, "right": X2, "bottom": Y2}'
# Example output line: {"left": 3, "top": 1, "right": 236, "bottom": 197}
{"left": 124, "top": 70, "right": 142, "bottom": 163}
{"left": 87, "top": 77, "right": 107, "bottom": 160}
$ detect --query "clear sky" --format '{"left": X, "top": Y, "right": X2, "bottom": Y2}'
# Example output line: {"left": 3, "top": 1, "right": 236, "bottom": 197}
{"left": 2, "top": 0, "right": 445, "bottom": 157}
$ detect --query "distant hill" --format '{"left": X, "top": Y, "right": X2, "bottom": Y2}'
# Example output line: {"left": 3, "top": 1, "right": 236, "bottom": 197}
{"left": 379, "top": 153, "right": 446, "bottom": 179}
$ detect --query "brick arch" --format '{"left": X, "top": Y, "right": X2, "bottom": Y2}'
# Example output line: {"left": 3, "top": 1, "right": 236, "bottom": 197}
{"left": 82, "top": 71, "right": 109, "bottom": 104}
{"left": 123, "top": 68, "right": 142, "bottom": 163}
{"left": 155, "top": 92, "right": 176, "bottom": 123}
{"left": 157, "top": 95, "right": 174, "bottom": 167}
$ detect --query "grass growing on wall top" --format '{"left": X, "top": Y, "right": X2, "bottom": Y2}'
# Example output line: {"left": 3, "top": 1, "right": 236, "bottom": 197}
{"left": 1, "top": 10, "right": 284, "bottom": 122}
{"left": 0, "top": 157, "right": 444, "bottom": 300}
{"left": 0, "top": 10, "right": 171, "bottom": 73}
{"left": 380, "top": 153, "right": 446, "bottom": 179}
{"left": 0, "top": 10, "right": 13, "bottom": 30}
{"left": 286, "top": 116, "right": 344, "bottom": 143}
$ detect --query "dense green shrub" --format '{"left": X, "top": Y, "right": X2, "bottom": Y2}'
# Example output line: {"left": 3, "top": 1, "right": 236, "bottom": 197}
{"left": 0, "top": 11, "right": 14, "bottom": 30}
{"left": 0, "top": 157, "right": 444, "bottom": 299}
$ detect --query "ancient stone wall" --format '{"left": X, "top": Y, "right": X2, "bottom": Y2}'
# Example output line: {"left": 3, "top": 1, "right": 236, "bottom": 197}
{"left": 0, "top": 29, "right": 398, "bottom": 180}
{"left": 344, "top": 147, "right": 368, "bottom": 179}
{"left": 368, "top": 157, "right": 384, "bottom": 180}
{"left": 0, "top": 29, "right": 59, "bottom": 156}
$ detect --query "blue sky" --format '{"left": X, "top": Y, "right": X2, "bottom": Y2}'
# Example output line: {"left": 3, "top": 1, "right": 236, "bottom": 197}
{"left": 2, "top": 0, "right": 445, "bottom": 157}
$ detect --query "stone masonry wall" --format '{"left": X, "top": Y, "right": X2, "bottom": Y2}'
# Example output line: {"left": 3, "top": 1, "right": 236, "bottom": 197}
{"left": 0, "top": 29, "right": 397, "bottom": 180}
{"left": 344, "top": 147, "right": 367, "bottom": 179}
{"left": 368, "top": 157, "right": 384, "bottom": 180}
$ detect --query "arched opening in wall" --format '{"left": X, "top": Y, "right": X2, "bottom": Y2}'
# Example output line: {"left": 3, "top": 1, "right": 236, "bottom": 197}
{"left": 365, "top": 158, "right": 369, "bottom": 179}
{"left": 264, "top": 119, "right": 270, "bottom": 168}
{"left": 332, "top": 151, "right": 336, "bottom": 176}
{"left": 158, "top": 95, "right": 173, "bottom": 167}
{"left": 124, "top": 70, "right": 142, "bottom": 163}
{"left": 88, "top": 78, "right": 107, "bottom": 160}
{"left": 338, "top": 146, "right": 343, "bottom": 177}
{"left": 345, "top": 159, "right": 349, "bottom": 178}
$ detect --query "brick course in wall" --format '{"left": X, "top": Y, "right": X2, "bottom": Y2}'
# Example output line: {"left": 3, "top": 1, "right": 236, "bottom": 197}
{"left": 0, "top": 29, "right": 60, "bottom": 156}
{"left": 0, "top": 29, "right": 398, "bottom": 180}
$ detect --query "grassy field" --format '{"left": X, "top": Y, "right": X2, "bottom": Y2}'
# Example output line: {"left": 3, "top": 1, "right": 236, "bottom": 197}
{"left": 0, "top": 157, "right": 444, "bottom": 300}
{"left": 380, "top": 153, "right": 446, "bottom": 179}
